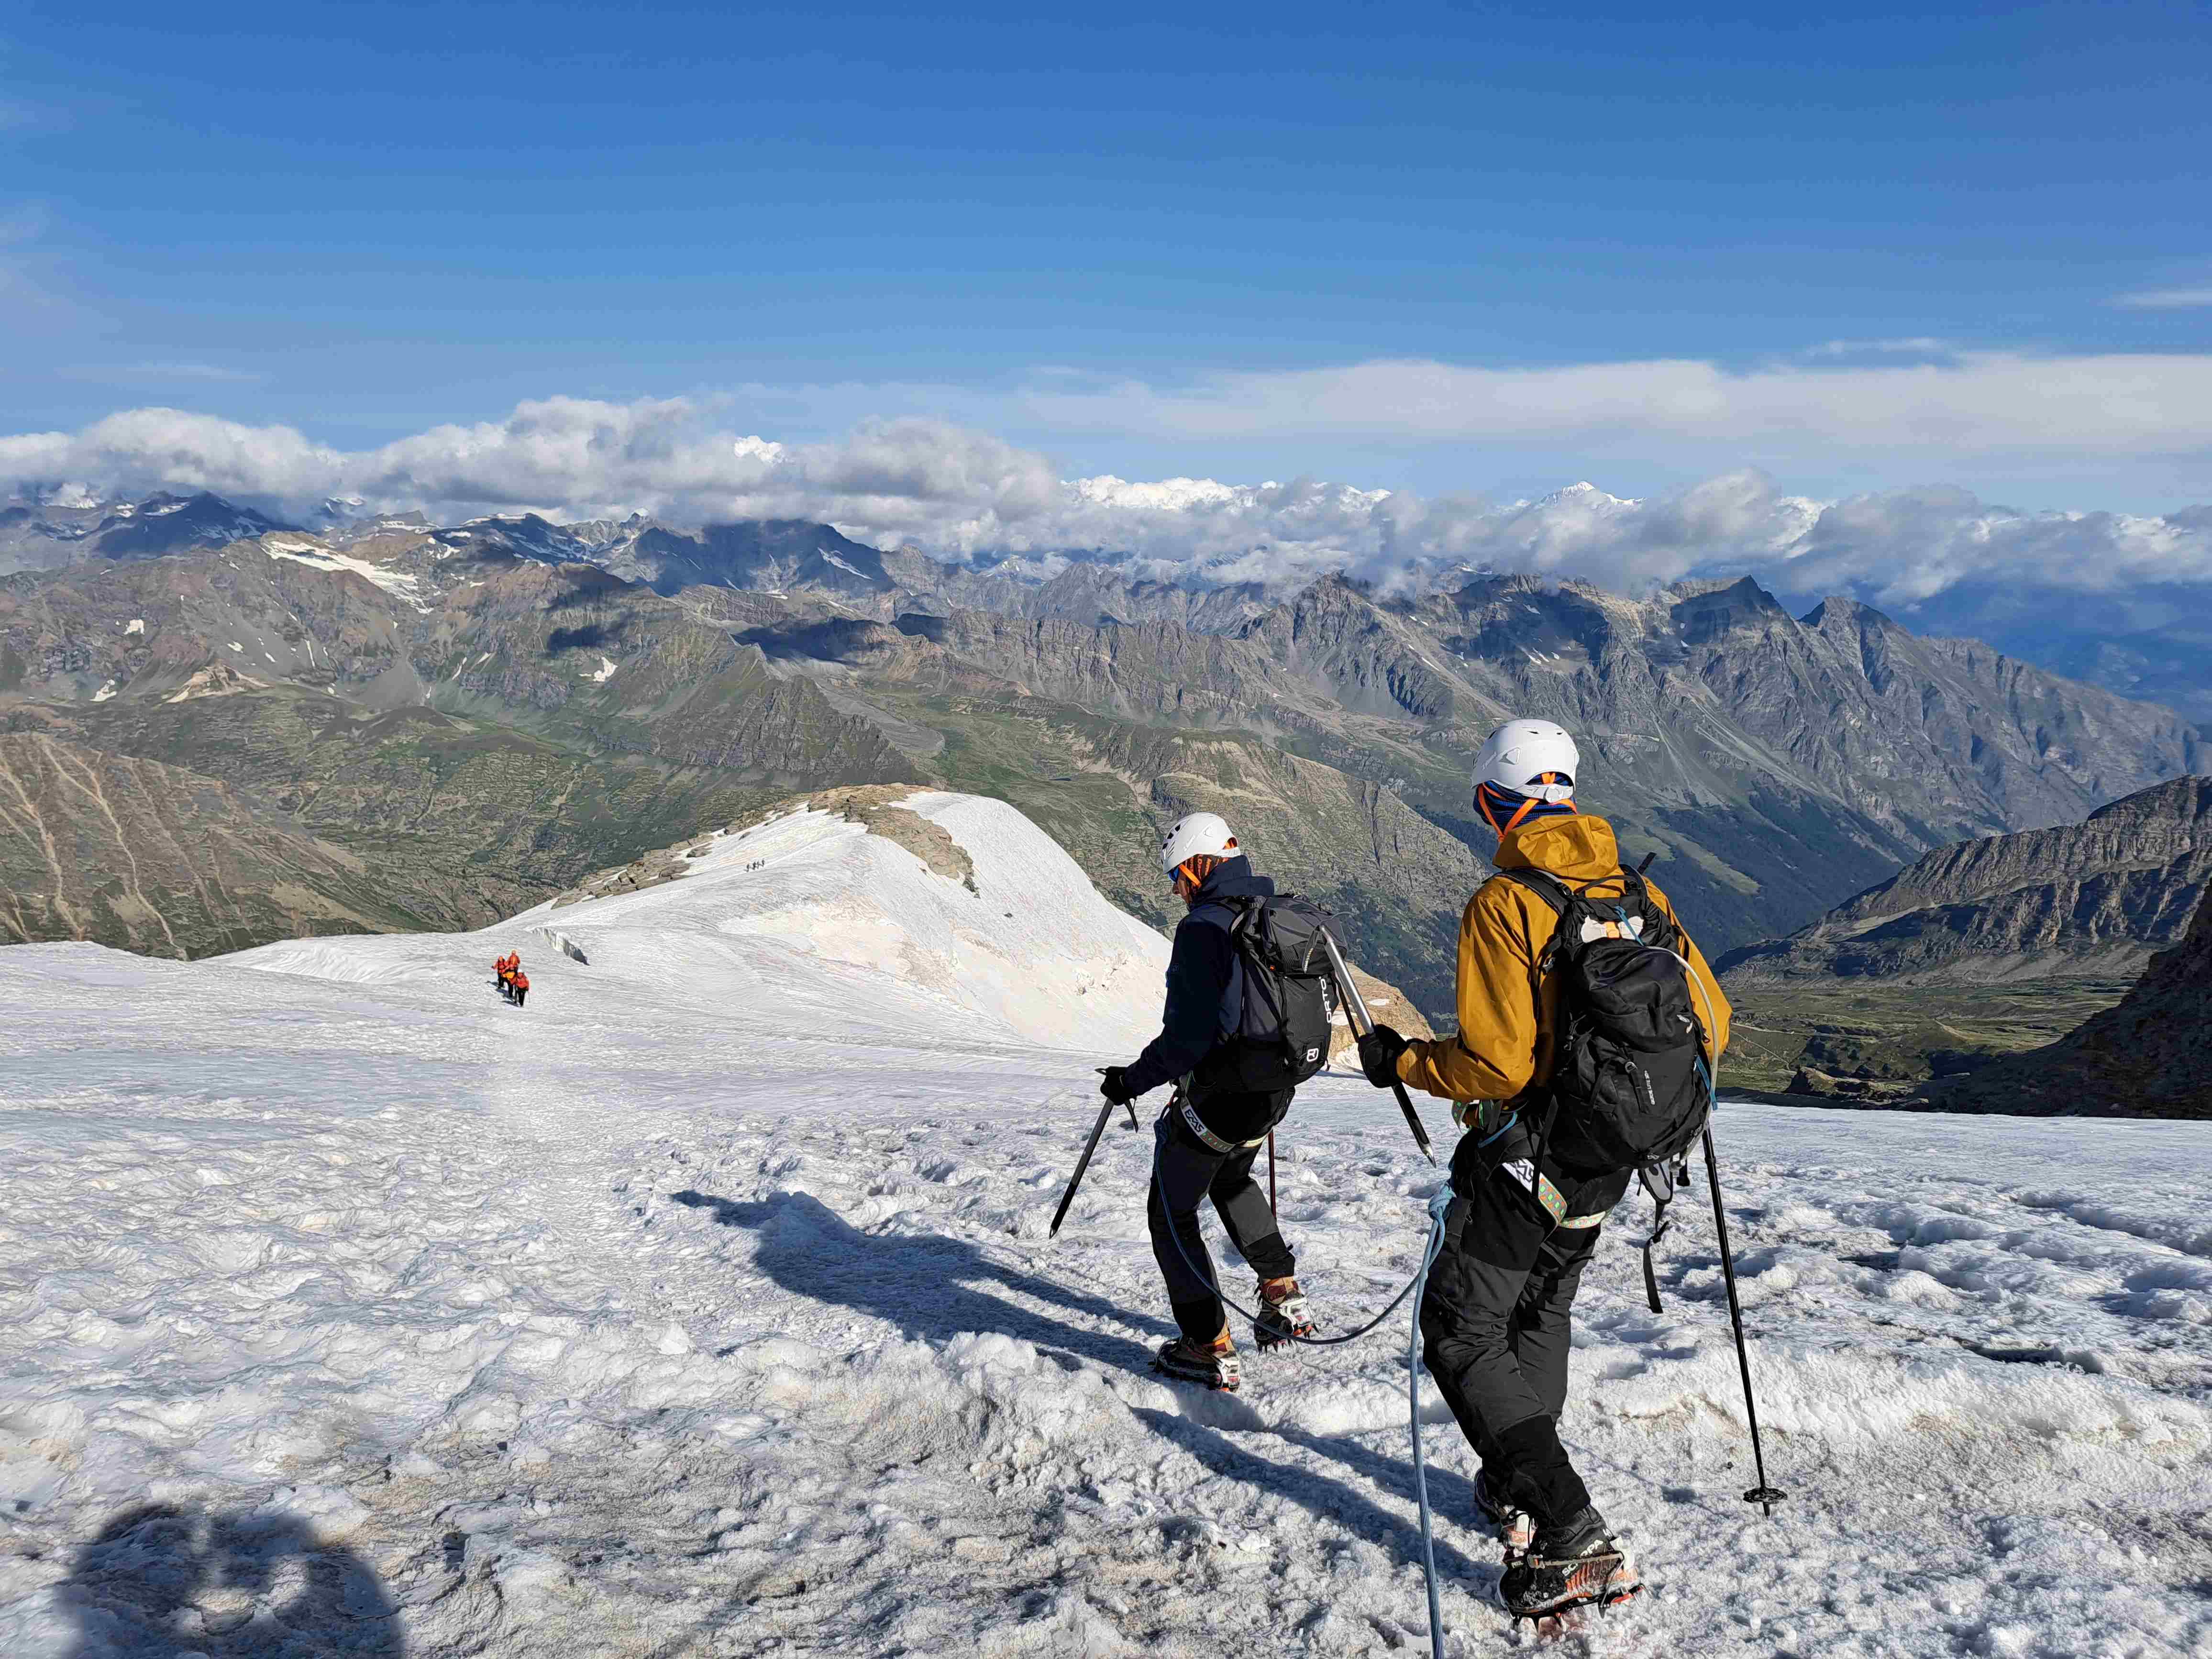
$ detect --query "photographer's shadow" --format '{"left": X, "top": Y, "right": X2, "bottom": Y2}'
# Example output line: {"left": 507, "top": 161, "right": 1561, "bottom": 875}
{"left": 58, "top": 1501, "right": 401, "bottom": 1657}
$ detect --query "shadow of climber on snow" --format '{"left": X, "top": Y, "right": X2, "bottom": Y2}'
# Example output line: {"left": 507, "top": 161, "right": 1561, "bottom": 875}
{"left": 671, "top": 1187, "right": 1167, "bottom": 1374}
{"left": 669, "top": 1187, "right": 1492, "bottom": 1588}
{"left": 57, "top": 1501, "right": 402, "bottom": 1657}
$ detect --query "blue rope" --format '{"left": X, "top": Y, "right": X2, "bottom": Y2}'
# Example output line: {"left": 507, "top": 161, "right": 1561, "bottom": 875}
{"left": 1411, "top": 1183, "right": 1454, "bottom": 1659}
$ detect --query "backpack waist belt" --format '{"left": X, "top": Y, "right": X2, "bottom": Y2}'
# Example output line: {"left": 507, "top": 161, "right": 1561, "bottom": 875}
{"left": 1177, "top": 1092, "right": 1269, "bottom": 1154}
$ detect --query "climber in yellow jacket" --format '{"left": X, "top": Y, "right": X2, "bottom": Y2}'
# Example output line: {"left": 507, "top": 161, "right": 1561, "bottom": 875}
{"left": 1354, "top": 718, "right": 1730, "bottom": 1622}
{"left": 1397, "top": 804, "right": 1729, "bottom": 1107}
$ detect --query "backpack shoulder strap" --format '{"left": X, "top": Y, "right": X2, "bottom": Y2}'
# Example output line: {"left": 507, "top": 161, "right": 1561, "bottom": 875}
{"left": 1494, "top": 865, "right": 1589, "bottom": 975}
{"left": 1494, "top": 865, "right": 1570, "bottom": 915}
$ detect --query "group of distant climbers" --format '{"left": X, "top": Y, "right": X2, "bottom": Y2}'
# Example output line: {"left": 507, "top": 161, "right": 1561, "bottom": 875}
{"left": 493, "top": 951, "right": 529, "bottom": 1007}
{"left": 1094, "top": 716, "right": 1733, "bottom": 1625}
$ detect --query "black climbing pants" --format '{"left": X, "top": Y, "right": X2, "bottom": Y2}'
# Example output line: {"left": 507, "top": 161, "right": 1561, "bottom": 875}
{"left": 1148, "top": 1090, "right": 1295, "bottom": 1344}
{"left": 1419, "top": 1130, "right": 1630, "bottom": 1527}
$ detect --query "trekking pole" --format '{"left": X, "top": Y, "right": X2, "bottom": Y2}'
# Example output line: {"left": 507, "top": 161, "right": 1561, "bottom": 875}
{"left": 1316, "top": 931, "right": 1436, "bottom": 1165}
{"left": 1267, "top": 1131, "right": 1277, "bottom": 1216}
{"left": 1702, "top": 1124, "right": 1786, "bottom": 1516}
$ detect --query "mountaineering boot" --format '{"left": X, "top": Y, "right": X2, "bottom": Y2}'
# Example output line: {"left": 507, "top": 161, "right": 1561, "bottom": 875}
{"left": 1153, "top": 1329, "right": 1240, "bottom": 1392}
{"left": 1472, "top": 1468, "right": 1535, "bottom": 1559}
{"left": 1253, "top": 1276, "right": 1318, "bottom": 1349}
{"left": 1499, "top": 1505, "right": 1641, "bottom": 1621}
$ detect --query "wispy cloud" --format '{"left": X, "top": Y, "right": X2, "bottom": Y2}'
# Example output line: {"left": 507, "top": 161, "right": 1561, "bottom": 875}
{"left": 58, "top": 362, "right": 265, "bottom": 386}
{"left": 2111, "top": 286, "right": 2212, "bottom": 310}
{"left": 1798, "top": 337, "right": 1956, "bottom": 360}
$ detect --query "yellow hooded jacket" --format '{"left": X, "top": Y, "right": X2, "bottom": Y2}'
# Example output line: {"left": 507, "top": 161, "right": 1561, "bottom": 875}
{"left": 1396, "top": 812, "right": 1732, "bottom": 1106}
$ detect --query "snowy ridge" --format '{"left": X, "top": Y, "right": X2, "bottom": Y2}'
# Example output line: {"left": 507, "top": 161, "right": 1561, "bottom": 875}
{"left": 0, "top": 793, "right": 2208, "bottom": 1655}
{"left": 241, "top": 793, "right": 1168, "bottom": 1051}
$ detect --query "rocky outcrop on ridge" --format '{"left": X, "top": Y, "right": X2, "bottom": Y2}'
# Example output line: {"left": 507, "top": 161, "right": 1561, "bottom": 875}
{"left": 1719, "top": 776, "right": 2212, "bottom": 984}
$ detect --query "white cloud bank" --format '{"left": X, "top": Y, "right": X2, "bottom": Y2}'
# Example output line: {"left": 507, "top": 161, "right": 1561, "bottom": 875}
{"left": 3, "top": 391, "right": 2210, "bottom": 618}
{"left": 1026, "top": 349, "right": 2212, "bottom": 457}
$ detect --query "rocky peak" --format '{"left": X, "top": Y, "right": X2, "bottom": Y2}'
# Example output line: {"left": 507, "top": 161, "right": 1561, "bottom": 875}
{"left": 1668, "top": 575, "right": 1790, "bottom": 646}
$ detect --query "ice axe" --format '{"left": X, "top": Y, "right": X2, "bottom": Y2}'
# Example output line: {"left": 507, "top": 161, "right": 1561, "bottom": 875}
{"left": 1048, "top": 1070, "right": 1138, "bottom": 1239}
{"left": 1317, "top": 930, "right": 1436, "bottom": 1165}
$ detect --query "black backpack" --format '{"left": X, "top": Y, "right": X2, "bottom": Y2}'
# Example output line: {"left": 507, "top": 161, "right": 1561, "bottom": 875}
{"left": 1197, "top": 895, "right": 1342, "bottom": 1093}
{"left": 1502, "top": 863, "right": 1716, "bottom": 1308}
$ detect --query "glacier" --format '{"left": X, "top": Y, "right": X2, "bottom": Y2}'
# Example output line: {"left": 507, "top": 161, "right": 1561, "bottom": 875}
{"left": 0, "top": 792, "right": 2206, "bottom": 1656}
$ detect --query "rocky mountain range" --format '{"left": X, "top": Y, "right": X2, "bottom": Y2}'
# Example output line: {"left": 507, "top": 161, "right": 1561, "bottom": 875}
{"left": 1923, "top": 882, "right": 2212, "bottom": 1119}
{"left": 1719, "top": 774, "right": 2212, "bottom": 984}
{"left": 0, "top": 492, "right": 2201, "bottom": 1017}
{"left": 0, "top": 731, "right": 472, "bottom": 956}
{"left": 0, "top": 490, "right": 294, "bottom": 572}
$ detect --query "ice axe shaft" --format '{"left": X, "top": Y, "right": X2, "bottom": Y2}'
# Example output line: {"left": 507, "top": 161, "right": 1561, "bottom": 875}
{"left": 1051, "top": 1092, "right": 1118, "bottom": 1239}
{"left": 1317, "top": 930, "right": 1435, "bottom": 1165}
{"left": 1703, "top": 1124, "right": 1785, "bottom": 1516}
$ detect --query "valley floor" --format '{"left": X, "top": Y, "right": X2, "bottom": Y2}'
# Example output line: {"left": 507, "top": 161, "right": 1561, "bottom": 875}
{"left": 2, "top": 939, "right": 2210, "bottom": 1657}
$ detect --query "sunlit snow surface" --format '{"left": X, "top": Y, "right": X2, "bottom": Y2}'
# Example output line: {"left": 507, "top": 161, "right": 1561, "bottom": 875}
{"left": 1, "top": 795, "right": 2208, "bottom": 1656}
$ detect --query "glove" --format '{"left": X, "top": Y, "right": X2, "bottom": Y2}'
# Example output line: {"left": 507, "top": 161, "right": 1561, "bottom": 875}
{"left": 1357, "top": 1024, "right": 1407, "bottom": 1089}
{"left": 1098, "top": 1066, "right": 1137, "bottom": 1106}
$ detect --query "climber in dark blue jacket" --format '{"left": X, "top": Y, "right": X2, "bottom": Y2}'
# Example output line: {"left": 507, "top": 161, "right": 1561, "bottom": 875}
{"left": 1099, "top": 812, "right": 1317, "bottom": 1391}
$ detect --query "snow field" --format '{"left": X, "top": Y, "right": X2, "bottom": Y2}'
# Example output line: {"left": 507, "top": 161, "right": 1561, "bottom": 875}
{"left": 0, "top": 792, "right": 2206, "bottom": 1655}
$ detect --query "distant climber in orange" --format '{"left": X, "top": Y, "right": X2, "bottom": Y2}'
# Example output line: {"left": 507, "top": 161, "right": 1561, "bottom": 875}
{"left": 495, "top": 952, "right": 521, "bottom": 1002}
{"left": 509, "top": 967, "right": 529, "bottom": 1009}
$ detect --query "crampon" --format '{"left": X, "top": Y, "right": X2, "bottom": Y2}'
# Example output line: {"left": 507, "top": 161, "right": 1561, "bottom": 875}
{"left": 1252, "top": 1277, "right": 1318, "bottom": 1349}
{"left": 1498, "top": 1506, "right": 1642, "bottom": 1626}
{"left": 1152, "top": 1334, "right": 1239, "bottom": 1392}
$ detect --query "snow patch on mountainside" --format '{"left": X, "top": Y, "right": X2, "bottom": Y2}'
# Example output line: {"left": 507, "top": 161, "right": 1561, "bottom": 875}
{"left": 260, "top": 535, "right": 428, "bottom": 610}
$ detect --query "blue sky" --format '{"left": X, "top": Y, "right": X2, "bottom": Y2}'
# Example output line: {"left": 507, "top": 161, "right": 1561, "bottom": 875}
{"left": 3, "top": 0, "right": 2211, "bottom": 509}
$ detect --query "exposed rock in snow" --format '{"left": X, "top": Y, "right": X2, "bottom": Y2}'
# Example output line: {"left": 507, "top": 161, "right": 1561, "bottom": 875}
{"left": 537, "top": 927, "right": 588, "bottom": 965}
{"left": 163, "top": 662, "right": 268, "bottom": 703}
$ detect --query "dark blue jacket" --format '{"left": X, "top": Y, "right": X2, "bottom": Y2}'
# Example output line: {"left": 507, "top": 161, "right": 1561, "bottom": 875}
{"left": 1121, "top": 857, "right": 1277, "bottom": 1097}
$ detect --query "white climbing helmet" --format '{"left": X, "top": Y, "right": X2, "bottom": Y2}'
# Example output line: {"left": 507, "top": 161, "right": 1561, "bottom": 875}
{"left": 1473, "top": 718, "right": 1580, "bottom": 804}
{"left": 1159, "top": 811, "right": 1239, "bottom": 874}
